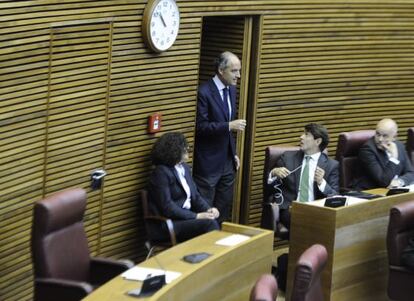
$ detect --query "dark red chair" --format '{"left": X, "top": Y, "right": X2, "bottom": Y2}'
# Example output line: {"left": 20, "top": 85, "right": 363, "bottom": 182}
{"left": 250, "top": 274, "right": 278, "bottom": 301}
{"left": 31, "top": 188, "right": 134, "bottom": 301}
{"left": 386, "top": 200, "right": 414, "bottom": 301}
{"left": 261, "top": 145, "right": 300, "bottom": 240}
{"left": 291, "top": 244, "right": 328, "bottom": 301}
{"left": 335, "top": 130, "right": 375, "bottom": 189}
{"left": 406, "top": 127, "right": 414, "bottom": 165}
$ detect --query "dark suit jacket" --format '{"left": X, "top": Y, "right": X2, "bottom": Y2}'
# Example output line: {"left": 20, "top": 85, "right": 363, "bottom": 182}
{"left": 193, "top": 78, "right": 237, "bottom": 177}
{"left": 148, "top": 163, "right": 211, "bottom": 220}
{"left": 355, "top": 137, "right": 414, "bottom": 190}
{"left": 268, "top": 151, "right": 339, "bottom": 209}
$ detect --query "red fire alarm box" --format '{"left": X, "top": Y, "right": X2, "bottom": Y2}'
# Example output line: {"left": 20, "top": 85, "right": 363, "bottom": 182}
{"left": 148, "top": 113, "right": 162, "bottom": 133}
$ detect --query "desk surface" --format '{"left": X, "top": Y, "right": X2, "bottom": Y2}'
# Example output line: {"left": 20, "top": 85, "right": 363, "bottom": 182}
{"left": 287, "top": 189, "right": 414, "bottom": 301}
{"left": 83, "top": 222, "right": 273, "bottom": 301}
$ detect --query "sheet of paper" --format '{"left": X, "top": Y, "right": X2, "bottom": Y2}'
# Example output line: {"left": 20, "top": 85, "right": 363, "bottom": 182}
{"left": 121, "top": 267, "right": 181, "bottom": 284}
{"left": 215, "top": 234, "right": 250, "bottom": 246}
{"left": 345, "top": 196, "right": 368, "bottom": 206}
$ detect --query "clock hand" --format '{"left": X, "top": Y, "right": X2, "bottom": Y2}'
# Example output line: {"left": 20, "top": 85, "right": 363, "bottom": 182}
{"left": 159, "top": 12, "right": 167, "bottom": 27}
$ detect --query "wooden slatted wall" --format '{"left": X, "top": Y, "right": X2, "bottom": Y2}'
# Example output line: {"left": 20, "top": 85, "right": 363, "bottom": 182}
{"left": 248, "top": 2, "right": 414, "bottom": 226}
{"left": 2, "top": 1, "right": 414, "bottom": 300}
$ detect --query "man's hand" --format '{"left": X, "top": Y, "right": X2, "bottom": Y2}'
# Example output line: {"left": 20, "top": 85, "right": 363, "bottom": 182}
{"left": 314, "top": 167, "right": 325, "bottom": 185}
{"left": 235, "top": 155, "right": 240, "bottom": 170}
{"left": 229, "top": 119, "right": 246, "bottom": 132}
{"left": 388, "top": 178, "right": 404, "bottom": 188}
{"left": 271, "top": 167, "right": 290, "bottom": 179}
{"left": 207, "top": 207, "right": 220, "bottom": 218}
{"left": 381, "top": 141, "right": 398, "bottom": 159}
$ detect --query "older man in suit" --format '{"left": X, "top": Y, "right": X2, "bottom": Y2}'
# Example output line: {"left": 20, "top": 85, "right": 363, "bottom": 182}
{"left": 267, "top": 123, "right": 339, "bottom": 229}
{"left": 355, "top": 118, "right": 414, "bottom": 190}
{"left": 193, "top": 51, "right": 246, "bottom": 223}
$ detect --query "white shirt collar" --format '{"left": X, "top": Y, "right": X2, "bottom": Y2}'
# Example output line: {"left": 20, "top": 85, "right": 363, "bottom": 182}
{"left": 213, "top": 75, "right": 226, "bottom": 91}
{"left": 306, "top": 152, "right": 321, "bottom": 162}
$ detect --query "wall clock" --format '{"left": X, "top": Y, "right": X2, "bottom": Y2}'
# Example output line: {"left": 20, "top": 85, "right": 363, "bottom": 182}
{"left": 142, "top": 0, "right": 180, "bottom": 53}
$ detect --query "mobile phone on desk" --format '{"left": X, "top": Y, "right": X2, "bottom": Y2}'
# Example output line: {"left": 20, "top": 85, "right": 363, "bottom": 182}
{"left": 182, "top": 252, "right": 211, "bottom": 263}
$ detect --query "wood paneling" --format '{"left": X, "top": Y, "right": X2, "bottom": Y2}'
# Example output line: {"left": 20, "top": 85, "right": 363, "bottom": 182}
{"left": 1, "top": 1, "right": 414, "bottom": 300}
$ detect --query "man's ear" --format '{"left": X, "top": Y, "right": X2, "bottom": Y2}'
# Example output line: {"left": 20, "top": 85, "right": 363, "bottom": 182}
{"left": 315, "top": 137, "right": 322, "bottom": 146}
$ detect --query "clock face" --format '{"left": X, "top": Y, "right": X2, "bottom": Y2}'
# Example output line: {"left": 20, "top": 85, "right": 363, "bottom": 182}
{"left": 144, "top": 0, "right": 180, "bottom": 52}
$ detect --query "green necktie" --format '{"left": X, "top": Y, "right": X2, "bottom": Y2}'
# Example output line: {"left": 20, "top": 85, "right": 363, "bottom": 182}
{"left": 299, "top": 156, "right": 310, "bottom": 202}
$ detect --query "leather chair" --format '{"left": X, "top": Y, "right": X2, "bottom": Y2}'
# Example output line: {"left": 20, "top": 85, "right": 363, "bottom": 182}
{"left": 250, "top": 274, "right": 278, "bottom": 301}
{"left": 291, "top": 244, "right": 328, "bottom": 301}
{"left": 31, "top": 188, "right": 134, "bottom": 301}
{"left": 406, "top": 127, "right": 414, "bottom": 165}
{"left": 140, "top": 190, "right": 177, "bottom": 258}
{"left": 261, "top": 145, "right": 300, "bottom": 240}
{"left": 386, "top": 200, "right": 414, "bottom": 301}
{"left": 335, "top": 130, "right": 375, "bottom": 189}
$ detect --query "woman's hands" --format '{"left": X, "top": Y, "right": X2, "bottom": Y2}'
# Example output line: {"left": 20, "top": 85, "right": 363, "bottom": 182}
{"left": 197, "top": 207, "right": 220, "bottom": 219}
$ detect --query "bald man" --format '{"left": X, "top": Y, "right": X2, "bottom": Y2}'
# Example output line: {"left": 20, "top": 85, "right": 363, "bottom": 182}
{"left": 354, "top": 118, "right": 414, "bottom": 190}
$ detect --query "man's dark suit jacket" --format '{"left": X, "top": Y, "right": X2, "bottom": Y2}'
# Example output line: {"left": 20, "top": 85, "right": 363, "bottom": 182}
{"left": 194, "top": 79, "right": 237, "bottom": 177}
{"left": 268, "top": 151, "right": 339, "bottom": 210}
{"left": 354, "top": 137, "right": 414, "bottom": 190}
{"left": 148, "top": 163, "right": 211, "bottom": 220}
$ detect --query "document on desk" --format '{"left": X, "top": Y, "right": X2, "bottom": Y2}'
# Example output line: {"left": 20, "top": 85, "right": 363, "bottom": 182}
{"left": 215, "top": 234, "right": 250, "bottom": 246}
{"left": 121, "top": 267, "right": 181, "bottom": 284}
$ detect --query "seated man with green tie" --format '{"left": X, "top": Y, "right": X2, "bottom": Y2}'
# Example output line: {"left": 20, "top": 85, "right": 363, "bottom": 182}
{"left": 267, "top": 123, "right": 339, "bottom": 229}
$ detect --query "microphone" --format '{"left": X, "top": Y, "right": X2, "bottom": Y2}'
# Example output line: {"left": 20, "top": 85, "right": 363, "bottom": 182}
{"left": 145, "top": 242, "right": 166, "bottom": 278}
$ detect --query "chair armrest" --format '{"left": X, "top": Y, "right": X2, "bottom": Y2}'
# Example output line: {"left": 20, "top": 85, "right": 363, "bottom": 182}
{"left": 35, "top": 277, "right": 93, "bottom": 301}
{"left": 145, "top": 215, "right": 177, "bottom": 245}
{"left": 90, "top": 257, "right": 135, "bottom": 285}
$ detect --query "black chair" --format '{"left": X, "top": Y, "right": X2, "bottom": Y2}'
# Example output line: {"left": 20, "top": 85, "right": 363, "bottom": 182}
{"left": 31, "top": 188, "right": 134, "bottom": 301}
{"left": 140, "top": 190, "right": 177, "bottom": 258}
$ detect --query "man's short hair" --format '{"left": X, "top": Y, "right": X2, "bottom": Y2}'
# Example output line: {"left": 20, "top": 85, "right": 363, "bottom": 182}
{"left": 214, "top": 51, "right": 233, "bottom": 73}
{"left": 304, "top": 123, "right": 329, "bottom": 151}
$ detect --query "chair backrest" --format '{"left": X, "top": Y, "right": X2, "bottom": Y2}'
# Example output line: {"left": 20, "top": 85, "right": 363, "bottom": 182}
{"left": 335, "top": 130, "right": 375, "bottom": 188}
{"left": 250, "top": 274, "right": 278, "bottom": 301}
{"left": 263, "top": 145, "right": 300, "bottom": 202}
{"left": 32, "top": 188, "right": 91, "bottom": 281}
{"left": 291, "top": 244, "right": 328, "bottom": 301}
{"left": 406, "top": 128, "right": 414, "bottom": 165}
{"left": 140, "top": 189, "right": 152, "bottom": 235}
{"left": 387, "top": 200, "right": 414, "bottom": 266}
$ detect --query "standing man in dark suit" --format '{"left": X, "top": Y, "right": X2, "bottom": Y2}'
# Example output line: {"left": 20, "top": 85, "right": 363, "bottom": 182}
{"left": 355, "top": 118, "right": 414, "bottom": 190}
{"left": 194, "top": 51, "right": 246, "bottom": 222}
{"left": 267, "top": 123, "right": 339, "bottom": 229}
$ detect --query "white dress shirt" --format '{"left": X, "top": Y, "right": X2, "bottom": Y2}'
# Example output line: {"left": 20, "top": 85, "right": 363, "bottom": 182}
{"left": 297, "top": 153, "right": 326, "bottom": 202}
{"left": 267, "top": 152, "right": 327, "bottom": 202}
{"left": 174, "top": 164, "right": 191, "bottom": 209}
{"left": 212, "top": 75, "right": 232, "bottom": 119}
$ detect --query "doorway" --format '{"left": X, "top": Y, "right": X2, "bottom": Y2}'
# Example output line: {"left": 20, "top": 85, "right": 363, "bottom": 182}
{"left": 197, "top": 15, "right": 262, "bottom": 224}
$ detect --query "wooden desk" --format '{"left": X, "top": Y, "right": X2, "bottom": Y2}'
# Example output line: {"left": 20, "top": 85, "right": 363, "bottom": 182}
{"left": 83, "top": 223, "right": 273, "bottom": 301}
{"left": 286, "top": 190, "right": 414, "bottom": 301}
